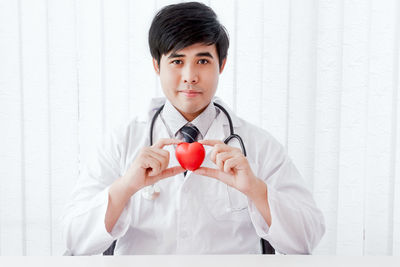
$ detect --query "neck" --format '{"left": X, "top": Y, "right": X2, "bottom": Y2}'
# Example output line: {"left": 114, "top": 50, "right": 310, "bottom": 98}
{"left": 179, "top": 106, "right": 207, "bottom": 122}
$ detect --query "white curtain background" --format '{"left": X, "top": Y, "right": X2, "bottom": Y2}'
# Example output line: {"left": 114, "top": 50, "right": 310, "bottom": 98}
{"left": 0, "top": 0, "right": 399, "bottom": 256}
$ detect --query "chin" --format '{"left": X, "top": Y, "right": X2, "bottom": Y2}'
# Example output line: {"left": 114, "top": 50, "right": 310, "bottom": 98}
{"left": 181, "top": 106, "right": 201, "bottom": 114}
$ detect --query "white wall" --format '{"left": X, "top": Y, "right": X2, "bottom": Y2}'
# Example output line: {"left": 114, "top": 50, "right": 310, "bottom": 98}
{"left": 0, "top": 0, "right": 399, "bottom": 255}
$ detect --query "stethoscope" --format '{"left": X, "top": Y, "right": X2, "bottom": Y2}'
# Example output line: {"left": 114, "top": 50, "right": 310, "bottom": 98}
{"left": 141, "top": 102, "right": 247, "bottom": 200}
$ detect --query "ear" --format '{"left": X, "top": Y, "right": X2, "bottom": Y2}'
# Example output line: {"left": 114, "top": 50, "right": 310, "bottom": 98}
{"left": 219, "top": 58, "right": 227, "bottom": 74}
{"left": 152, "top": 58, "right": 160, "bottom": 75}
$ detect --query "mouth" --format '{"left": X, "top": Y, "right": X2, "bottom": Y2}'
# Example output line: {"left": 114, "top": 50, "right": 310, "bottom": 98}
{"left": 179, "top": 90, "right": 202, "bottom": 98}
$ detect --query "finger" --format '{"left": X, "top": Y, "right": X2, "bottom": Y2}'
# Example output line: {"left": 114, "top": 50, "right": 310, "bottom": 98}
{"left": 152, "top": 138, "right": 182, "bottom": 149}
{"left": 149, "top": 148, "right": 170, "bottom": 171}
{"left": 198, "top": 139, "right": 225, "bottom": 147}
{"left": 224, "top": 157, "right": 241, "bottom": 174}
{"left": 210, "top": 144, "right": 239, "bottom": 163}
{"left": 151, "top": 147, "right": 170, "bottom": 158}
{"left": 149, "top": 153, "right": 173, "bottom": 177}
{"left": 200, "top": 140, "right": 242, "bottom": 154}
{"left": 142, "top": 155, "right": 161, "bottom": 176}
{"left": 144, "top": 166, "right": 185, "bottom": 186}
{"left": 194, "top": 167, "right": 234, "bottom": 187}
{"left": 215, "top": 151, "right": 235, "bottom": 171}
{"left": 193, "top": 167, "right": 222, "bottom": 180}
{"left": 153, "top": 166, "right": 186, "bottom": 180}
{"left": 144, "top": 149, "right": 165, "bottom": 170}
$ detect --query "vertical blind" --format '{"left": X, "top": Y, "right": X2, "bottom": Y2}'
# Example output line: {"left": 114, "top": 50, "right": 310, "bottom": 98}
{"left": 0, "top": 0, "right": 399, "bottom": 255}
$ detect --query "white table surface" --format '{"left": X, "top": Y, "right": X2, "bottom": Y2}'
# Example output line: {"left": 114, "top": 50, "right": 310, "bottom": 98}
{"left": 0, "top": 255, "right": 399, "bottom": 267}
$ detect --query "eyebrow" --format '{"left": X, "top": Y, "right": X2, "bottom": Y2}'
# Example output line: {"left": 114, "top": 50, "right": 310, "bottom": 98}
{"left": 168, "top": 52, "right": 214, "bottom": 59}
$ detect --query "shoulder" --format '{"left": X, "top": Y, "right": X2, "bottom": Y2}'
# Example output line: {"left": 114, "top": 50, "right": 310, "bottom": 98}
{"left": 105, "top": 97, "right": 166, "bottom": 144}
{"left": 106, "top": 117, "right": 147, "bottom": 147}
{"left": 212, "top": 96, "right": 288, "bottom": 164}
{"left": 236, "top": 117, "right": 287, "bottom": 164}
{"left": 235, "top": 116, "right": 280, "bottom": 145}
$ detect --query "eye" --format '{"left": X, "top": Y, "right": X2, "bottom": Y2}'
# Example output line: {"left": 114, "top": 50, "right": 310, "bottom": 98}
{"left": 198, "top": 59, "right": 209, "bottom": 64}
{"left": 171, "top": 60, "right": 183, "bottom": 65}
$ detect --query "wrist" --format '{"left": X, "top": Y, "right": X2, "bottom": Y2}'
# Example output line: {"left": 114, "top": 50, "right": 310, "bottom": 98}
{"left": 119, "top": 175, "right": 140, "bottom": 197}
{"left": 247, "top": 177, "right": 267, "bottom": 201}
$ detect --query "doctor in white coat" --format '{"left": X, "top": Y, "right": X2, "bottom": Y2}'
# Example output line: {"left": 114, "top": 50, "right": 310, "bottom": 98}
{"left": 62, "top": 2, "right": 325, "bottom": 255}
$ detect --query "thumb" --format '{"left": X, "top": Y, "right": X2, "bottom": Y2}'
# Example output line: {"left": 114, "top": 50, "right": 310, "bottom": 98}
{"left": 194, "top": 167, "right": 221, "bottom": 180}
{"left": 155, "top": 166, "right": 186, "bottom": 180}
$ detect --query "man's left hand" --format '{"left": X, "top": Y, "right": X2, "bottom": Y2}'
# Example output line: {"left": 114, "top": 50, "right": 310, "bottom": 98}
{"left": 195, "top": 139, "right": 272, "bottom": 226}
{"left": 193, "top": 139, "right": 259, "bottom": 198}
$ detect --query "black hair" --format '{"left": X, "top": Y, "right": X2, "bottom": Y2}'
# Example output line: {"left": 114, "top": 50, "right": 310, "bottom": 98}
{"left": 148, "top": 1, "right": 229, "bottom": 69}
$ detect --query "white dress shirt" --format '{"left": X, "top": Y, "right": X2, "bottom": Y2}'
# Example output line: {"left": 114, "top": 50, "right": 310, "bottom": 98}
{"left": 62, "top": 97, "right": 325, "bottom": 255}
{"left": 160, "top": 99, "right": 219, "bottom": 141}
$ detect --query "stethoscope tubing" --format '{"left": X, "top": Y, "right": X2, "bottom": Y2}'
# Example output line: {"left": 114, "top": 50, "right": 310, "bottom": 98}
{"left": 149, "top": 102, "right": 247, "bottom": 157}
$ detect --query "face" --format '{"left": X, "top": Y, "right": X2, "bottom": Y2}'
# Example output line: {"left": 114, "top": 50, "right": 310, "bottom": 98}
{"left": 153, "top": 43, "right": 226, "bottom": 122}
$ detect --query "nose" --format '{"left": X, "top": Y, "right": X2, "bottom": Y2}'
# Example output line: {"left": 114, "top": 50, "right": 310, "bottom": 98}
{"left": 182, "top": 64, "right": 198, "bottom": 84}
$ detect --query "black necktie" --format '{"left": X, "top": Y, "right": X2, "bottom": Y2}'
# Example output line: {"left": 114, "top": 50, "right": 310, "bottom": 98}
{"left": 180, "top": 125, "right": 200, "bottom": 143}
{"left": 180, "top": 125, "right": 200, "bottom": 176}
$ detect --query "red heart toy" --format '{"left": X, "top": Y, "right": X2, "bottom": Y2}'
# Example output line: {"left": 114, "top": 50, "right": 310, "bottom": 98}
{"left": 175, "top": 142, "right": 205, "bottom": 171}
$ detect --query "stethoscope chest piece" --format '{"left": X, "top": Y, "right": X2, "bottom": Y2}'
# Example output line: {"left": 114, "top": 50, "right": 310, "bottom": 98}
{"left": 142, "top": 184, "right": 161, "bottom": 200}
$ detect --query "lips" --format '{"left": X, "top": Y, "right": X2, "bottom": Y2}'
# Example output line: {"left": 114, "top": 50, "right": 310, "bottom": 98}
{"left": 179, "top": 90, "right": 202, "bottom": 97}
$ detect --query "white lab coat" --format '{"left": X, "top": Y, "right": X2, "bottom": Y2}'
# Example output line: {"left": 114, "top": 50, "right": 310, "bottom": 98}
{"left": 62, "top": 97, "right": 325, "bottom": 255}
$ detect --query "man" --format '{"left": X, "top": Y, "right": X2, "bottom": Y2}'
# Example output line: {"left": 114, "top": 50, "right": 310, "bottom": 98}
{"left": 63, "top": 2, "right": 325, "bottom": 255}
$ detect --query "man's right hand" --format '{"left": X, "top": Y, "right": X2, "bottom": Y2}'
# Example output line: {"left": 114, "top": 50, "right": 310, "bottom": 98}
{"left": 121, "top": 138, "right": 185, "bottom": 195}
{"left": 106, "top": 138, "right": 184, "bottom": 233}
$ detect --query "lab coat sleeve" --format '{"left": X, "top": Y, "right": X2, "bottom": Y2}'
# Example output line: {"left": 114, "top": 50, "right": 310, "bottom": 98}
{"left": 247, "top": 140, "right": 325, "bottom": 254}
{"left": 62, "top": 125, "right": 133, "bottom": 255}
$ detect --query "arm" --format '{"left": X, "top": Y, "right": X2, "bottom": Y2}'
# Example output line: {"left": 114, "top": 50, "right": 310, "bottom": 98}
{"left": 254, "top": 157, "right": 326, "bottom": 254}
{"left": 105, "top": 139, "right": 184, "bottom": 233}
{"left": 105, "top": 177, "right": 137, "bottom": 233}
{"left": 62, "top": 126, "right": 131, "bottom": 255}
{"left": 63, "top": 130, "right": 184, "bottom": 255}
{"left": 246, "top": 178, "right": 271, "bottom": 227}
{"left": 194, "top": 139, "right": 325, "bottom": 254}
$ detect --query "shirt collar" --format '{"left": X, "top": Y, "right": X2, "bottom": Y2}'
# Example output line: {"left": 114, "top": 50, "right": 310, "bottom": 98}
{"left": 161, "top": 99, "right": 217, "bottom": 139}
{"left": 142, "top": 96, "right": 242, "bottom": 128}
